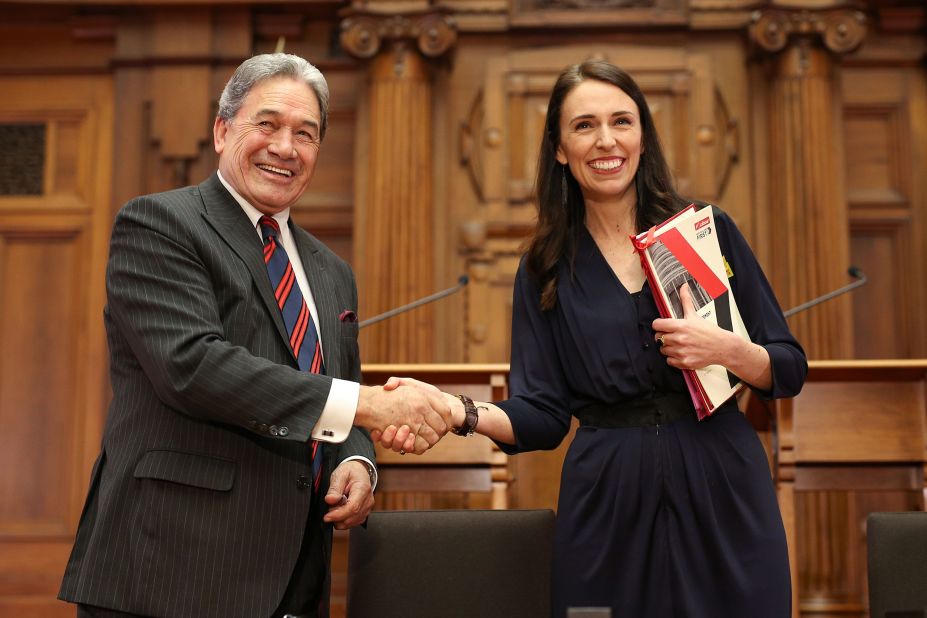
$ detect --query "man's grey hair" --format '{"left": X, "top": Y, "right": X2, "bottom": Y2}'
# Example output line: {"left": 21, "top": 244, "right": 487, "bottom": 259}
{"left": 218, "top": 53, "right": 330, "bottom": 141}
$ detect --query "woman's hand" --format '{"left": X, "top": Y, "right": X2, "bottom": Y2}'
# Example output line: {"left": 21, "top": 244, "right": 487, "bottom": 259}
{"left": 652, "top": 283, "right": 737, "bottom": 371}
{"left": 652, "top": 282, "right": 772, "bottom": 389}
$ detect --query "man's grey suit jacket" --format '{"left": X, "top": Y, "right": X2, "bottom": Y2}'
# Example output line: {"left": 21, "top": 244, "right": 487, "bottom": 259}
{"left": 59, "top": 173, "right": 374, "bottom": 618}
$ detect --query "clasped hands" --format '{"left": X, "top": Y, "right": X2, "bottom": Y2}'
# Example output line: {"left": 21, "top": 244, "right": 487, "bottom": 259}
{"left": 355, "top": 378, "right": 463, "bottom": 455}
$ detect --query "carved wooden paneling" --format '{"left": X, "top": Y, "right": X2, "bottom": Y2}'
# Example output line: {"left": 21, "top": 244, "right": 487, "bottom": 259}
{"left": 466, "top": 45, "right": 732, "bottom": 219}
{"left": 0, "top": 225, "right": 87, "bottom": 536}
{"left": 850, "top": 226, "right": 909, "bottom": 359}
{"left": 509, "top": 0, "right": 689, "bottom": 28}
{"left": 0, "top": 74, "right": 112, "bottom": 617}
{"left": 842, "top": 66, "right": 927, "bottom": 360}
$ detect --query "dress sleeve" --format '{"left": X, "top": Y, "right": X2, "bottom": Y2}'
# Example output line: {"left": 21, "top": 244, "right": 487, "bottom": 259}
{"left": 714, "top": 207, "right": 808, "bottom": 399}
{"left": 495, "top": 260, "right": 574, "bottom": 454}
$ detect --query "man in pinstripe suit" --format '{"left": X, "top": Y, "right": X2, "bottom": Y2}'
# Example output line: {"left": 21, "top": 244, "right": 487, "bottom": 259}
{"left": 59, "top": 54, "right": 452, "bottom": 618}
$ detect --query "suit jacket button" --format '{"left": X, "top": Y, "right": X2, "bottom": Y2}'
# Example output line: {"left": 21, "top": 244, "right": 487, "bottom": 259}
{"left": 278, "top": 426, "right": 289, "bottom": 436}
{"left": 269, "top": 425, "right": 279, "bottom": 436}
{"left": 297, "top": 476, "right": 311, "bottom": 490}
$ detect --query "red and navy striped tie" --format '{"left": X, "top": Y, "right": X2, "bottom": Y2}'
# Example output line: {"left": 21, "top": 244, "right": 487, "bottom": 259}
{"left": 260, "top": 215, "right": 325, "bottom": 493}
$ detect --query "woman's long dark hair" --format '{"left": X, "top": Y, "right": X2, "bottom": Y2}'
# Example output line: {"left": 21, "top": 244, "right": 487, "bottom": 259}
{"left": 526, "top": 60, "right": 689, "bottom": 310}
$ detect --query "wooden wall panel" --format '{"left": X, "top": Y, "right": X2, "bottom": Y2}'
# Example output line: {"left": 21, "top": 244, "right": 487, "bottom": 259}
{"left": 850, "top": 229, "right": 906, "bottom": 358}
{"left": 843, "top": 66, "right": 927, "bottom": 359}
{"left": 0, "top": 74, "right": 112, "bottom": 618}
{"left": 0, "top": 228, "right": 85, "bottom": 536}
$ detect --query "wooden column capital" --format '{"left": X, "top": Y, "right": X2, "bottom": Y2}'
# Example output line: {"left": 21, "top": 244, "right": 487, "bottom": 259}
{"left": 749, "top": 7, "right": 867, "bottom": 57}
{"left": 340, "top": 9, "right": 458, "bottom": 62}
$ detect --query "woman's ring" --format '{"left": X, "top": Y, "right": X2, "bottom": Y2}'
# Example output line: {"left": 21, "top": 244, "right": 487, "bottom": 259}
{"left": 399, "top": 450, "right": 406, "bottom": 455}
{"left": 658, "top": 335, "right": 665, "bottom": 346}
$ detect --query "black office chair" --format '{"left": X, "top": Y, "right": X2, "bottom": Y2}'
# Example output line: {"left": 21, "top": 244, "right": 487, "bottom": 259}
{"left": 867, "top": 511, "right": 927, "bottom": 618}
{"left": 347, "top": 509, "right": 556, "bottom": 618}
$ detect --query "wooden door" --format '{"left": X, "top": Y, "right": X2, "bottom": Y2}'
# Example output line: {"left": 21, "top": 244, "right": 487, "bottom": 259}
{"left": 0, "top": 75, "right": 112, "bottom": 618}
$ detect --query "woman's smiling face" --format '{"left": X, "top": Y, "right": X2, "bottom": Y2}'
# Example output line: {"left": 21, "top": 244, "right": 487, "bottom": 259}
{"left": 556, "top": 79, "right": 643, "bottom": 205}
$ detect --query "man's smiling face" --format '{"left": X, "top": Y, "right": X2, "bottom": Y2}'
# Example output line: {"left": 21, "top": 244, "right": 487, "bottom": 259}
{"left": 214, "top": 76, "right": 321, "bottom": 214}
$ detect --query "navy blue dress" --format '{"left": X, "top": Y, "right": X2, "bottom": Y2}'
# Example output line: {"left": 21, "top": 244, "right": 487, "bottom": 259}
{"left": 496, "top": 207, "right": 806, "bottom": 618}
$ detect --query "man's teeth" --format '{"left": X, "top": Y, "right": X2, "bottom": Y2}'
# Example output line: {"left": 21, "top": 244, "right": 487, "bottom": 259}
{"left": 257, "top": 164, "right": 293, "bottom": 177}
{"left": 590, "top": 159, "right": 623, "bottom": 171}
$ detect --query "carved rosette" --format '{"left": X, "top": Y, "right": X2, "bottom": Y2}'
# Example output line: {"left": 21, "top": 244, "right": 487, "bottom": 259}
{"left": 749, "top": 8, "right": 867, "bottom": 54}
{"left": 340, "top": 11, "right": 458, "bottom": 60}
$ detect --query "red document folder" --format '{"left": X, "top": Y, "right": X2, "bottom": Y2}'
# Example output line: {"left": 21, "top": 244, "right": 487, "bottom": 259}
{"left": 631, "top": 205, "right": 749, "bottom": 419}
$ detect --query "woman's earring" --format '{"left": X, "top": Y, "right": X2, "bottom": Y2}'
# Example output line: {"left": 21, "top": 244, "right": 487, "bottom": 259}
{"left": 561, "top": 166, "right": 568, "bottom": 209}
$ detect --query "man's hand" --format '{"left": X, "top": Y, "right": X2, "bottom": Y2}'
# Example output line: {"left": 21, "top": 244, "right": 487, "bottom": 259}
{"left": 354, "top": 383, "right": 452, "bottom": 454}
{"left": 323, "top": 460, "right": 374, "bottom": 530}
{"left": 371, "top": 378, "right": 465, "bottom": 453}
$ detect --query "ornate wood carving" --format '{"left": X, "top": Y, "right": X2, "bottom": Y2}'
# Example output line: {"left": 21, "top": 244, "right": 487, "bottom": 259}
{"left": 750, "top": 7, "right": 868, "bottom": 361}
{"left": 749, "top": 12, "right": 874, "bottom": 618}
{"left": 341, "top": 9, "right": 458, "bottom": 362}
{"left": 340, "top": 10, "right": 457, "bottom": 60}
{"left": 510, "top": 0, "right": 687, "bottom": 27}
{"left": 750, "top": 8, "right": 867, "bottom": 55}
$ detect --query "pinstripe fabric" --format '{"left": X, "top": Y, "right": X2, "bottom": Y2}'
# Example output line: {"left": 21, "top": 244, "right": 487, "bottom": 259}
{"left": 59, "top": 173, "right": 373, "bottom": 618}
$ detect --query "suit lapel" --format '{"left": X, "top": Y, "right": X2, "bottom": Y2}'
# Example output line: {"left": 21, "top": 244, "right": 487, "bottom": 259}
{"left": 198, "top": 174, "right": 295, "bottom": 363}
{"left": 292, "top": 226, "right": 342, "bottom": 379}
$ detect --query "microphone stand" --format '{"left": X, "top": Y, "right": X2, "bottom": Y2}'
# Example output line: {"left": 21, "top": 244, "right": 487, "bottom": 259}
{"left": 359, "top": 275, "right": 469, "bottom": 329}
{"left": 783, "top": 267, "right": 867, "bottom": 318}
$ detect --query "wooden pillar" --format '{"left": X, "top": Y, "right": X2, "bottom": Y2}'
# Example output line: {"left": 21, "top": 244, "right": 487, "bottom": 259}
{"left": 341, "top": 11, "right": 457, "bottom": 362}
{"left": 750, "top": 8, "right": 866, "bottom": 360}
{"left": 750, "top": 11, "right": 868, "bottom": 618}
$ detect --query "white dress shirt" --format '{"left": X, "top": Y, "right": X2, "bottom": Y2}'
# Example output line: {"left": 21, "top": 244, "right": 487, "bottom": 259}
{"left": 218, "top": 172, "right": 375, "bottom": 488}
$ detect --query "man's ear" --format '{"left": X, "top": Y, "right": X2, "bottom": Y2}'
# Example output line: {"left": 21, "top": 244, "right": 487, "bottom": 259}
{"left": 213, "top": 117, "right": 228, "bottom": 154}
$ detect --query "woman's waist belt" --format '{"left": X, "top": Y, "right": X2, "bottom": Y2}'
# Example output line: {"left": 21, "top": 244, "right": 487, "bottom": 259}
{"left": 575, "top": 392, "right": 697, "bottom": 428}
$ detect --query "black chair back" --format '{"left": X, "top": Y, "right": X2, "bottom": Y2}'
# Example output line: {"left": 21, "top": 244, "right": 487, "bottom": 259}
{"left": 347, "top": 509, "right": 555, "bottom": 618}
{"left": 867, "top": 512, "right": 927, "bottom": 618}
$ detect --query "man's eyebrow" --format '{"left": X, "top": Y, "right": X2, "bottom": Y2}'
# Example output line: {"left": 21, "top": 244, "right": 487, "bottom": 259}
{"left": 253, "top": 108, "right": 320, "bottom": 130}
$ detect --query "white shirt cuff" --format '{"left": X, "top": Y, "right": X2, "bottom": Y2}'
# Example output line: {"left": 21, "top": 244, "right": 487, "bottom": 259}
{"left": 311, "top": 378, "right": 359, "bottom": 443}
{"left": 340, "top": 455, "right": 378, "bottom": 492}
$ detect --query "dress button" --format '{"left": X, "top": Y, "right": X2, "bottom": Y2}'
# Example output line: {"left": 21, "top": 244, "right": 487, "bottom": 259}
{"left": 642, "top": 342, "right": 649, "bottom": 350}
{"left": 258, "top": 423, "right": 268, "bottom": 433}
{"left": 269, "top": 425, "right": 279, "bottom": 436}
{"left": 278, "top": 426, "right": 289, "bottom": 437}
{"left": 297, "top": 476, "right": 311, "bottom": 490}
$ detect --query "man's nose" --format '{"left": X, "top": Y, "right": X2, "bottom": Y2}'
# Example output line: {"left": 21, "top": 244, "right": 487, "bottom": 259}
{"left": 269, "top": 128, "right": 297, "bottom": 158}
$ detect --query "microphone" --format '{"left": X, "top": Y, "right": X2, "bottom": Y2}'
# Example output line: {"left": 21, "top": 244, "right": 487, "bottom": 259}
{"left": 359, "top": 275, "right": 469, "bottom": 329}
{"left": 782, "top": 267, "right": 867, "bottom": 318}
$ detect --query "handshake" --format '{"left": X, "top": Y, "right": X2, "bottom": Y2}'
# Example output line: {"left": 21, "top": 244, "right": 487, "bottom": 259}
{"left": 354, "top": 377, "right": 466, "bottom": 455}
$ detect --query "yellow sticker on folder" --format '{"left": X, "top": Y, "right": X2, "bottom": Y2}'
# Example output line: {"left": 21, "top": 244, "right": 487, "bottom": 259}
{"left": 723, "top": 256, "right": 734, "bottom": 279}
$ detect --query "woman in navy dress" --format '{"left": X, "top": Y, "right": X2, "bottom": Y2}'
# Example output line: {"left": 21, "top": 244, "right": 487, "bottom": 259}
{"left": 380, "top": 60, "right": 806, "bottom": 617}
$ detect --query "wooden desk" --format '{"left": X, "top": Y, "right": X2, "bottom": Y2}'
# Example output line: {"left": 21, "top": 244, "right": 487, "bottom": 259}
{"left": 772, "top": 360, "right": 927, "bottom": 618}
